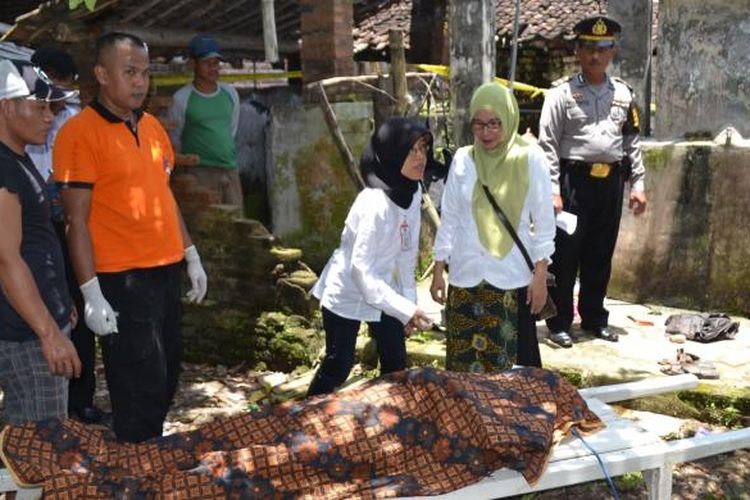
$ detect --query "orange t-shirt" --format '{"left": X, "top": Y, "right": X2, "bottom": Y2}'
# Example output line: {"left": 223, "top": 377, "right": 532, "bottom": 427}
{"left": 54, "top": 102, "right": 184, "bottom": 273}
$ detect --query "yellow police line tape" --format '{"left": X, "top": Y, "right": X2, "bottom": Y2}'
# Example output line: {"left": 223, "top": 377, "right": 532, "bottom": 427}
{"left": 152, "top": 71, "right": 303, "bottom": 87}
{"left": 151, "top": 66, "right": 547, "bottom": 97}
{"left": 414, "top": 64, "right": 547, "bottom": 97}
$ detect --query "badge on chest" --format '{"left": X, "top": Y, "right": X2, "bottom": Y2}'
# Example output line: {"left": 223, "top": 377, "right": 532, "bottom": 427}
{"left": 399, "top": 219, "right": 412, "bottom": 251}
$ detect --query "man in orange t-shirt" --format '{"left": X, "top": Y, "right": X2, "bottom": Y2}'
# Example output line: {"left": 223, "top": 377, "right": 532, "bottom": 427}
{"left": 54, "top": 32, "right": 208, "bottom": 443}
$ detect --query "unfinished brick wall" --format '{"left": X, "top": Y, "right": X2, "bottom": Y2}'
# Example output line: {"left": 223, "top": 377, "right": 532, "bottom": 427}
{"left": 300, "top": 0, "right": 354, "bottom": 83}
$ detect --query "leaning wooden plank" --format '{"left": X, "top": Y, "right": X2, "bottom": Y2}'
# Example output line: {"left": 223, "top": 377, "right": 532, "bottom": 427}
{"left": 399, "top": 441, "right": 673, "bottom": 499}
{"left": 663, "top": 427, "right": 750, "bottom": 463}
{"left": 401, "top": 426, "right": 750, "bottom": 499}
{"left": 578, "top": 374, "right": 698, "bottom": 403}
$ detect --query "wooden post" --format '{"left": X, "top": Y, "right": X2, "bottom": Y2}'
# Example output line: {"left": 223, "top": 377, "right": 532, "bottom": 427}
{"left": 261, "top": 0, "right": 279, "bottom": 63}
{"left": 389, "top": 30, "right": 409, "bottom": 116}
{"left": 608, "top": 0, "right": 652, "bottom": 135}
{"left": 449, "top": 0, "right": 496, "bottom": 147}
{"left": 373, "top": 73, "right": 393, "bottom": 130}
{"left": 316, "top": 82, "right": 365, "bottom": 189}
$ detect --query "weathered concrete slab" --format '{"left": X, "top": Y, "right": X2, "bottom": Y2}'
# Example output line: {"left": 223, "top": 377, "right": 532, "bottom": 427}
{"left": 611, "top": 140, "right": 750, "bottom": 315}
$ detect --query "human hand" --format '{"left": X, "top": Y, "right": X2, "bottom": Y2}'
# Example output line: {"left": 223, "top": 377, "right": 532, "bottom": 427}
{"left": 80, "top": 277, "right": 118, "bottom": 336}
{"left": 405, "top": 309, "right": 433, "bottom": 336}
{"left": 430, "top": 268, "right": 447, "bottom": 305}
{"left": 184, "top": 245, "right": 208, "bottom": 303}
{"left": 552, "top": 194, "right": 563, "bottom": 215}
{"left": 629, "top": 190, "right": 647, "bottom": 215}
{"left": 526, "top": 271, "right": 548, "bottom": 315}
{"left": 40, "top": 329, "right": 82, "bottom": 379}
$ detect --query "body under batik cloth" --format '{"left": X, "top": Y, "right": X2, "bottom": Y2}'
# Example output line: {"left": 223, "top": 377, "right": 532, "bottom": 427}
{"left": 0, "top": 367, "right": 602, "bottom": 499}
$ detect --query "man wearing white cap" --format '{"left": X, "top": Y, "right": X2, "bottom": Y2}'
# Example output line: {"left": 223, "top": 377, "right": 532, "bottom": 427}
{"left": 0, "top": 59, "right": 81, "bottom": 425}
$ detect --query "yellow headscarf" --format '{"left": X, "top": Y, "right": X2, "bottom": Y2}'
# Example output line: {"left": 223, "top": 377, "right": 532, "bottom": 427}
{"left": 470, "top": 82, "right": 530, "bottom": 258}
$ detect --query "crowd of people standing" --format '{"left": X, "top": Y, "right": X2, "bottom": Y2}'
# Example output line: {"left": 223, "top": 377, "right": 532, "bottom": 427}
{"left": 0, "top": 13, "right": 646, "bottom": 446}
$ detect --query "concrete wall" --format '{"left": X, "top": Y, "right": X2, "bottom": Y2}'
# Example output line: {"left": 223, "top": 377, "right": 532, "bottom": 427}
{"left": 610, "top": 141, "right": 750, "bottom": 315}
{"left": 268, "top": 100, "right": 373, "bottom": 271}
{"left": 608, "top": 0, "right": 652, "bottom": 134}
{"left": 449, "top": 0, "right": 496, "bottom": 147}
{"left": 656, "top": 0, "right": 750, "bottom": 138}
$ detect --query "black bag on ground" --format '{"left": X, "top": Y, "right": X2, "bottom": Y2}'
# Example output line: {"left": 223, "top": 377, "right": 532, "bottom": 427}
{"left": 664, "top": 313, "right": 739, "bottom": 343}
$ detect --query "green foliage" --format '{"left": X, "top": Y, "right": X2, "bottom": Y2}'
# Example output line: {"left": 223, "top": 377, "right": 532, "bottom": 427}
{"left": 703, "top": 402, "right": 742, "bottom": 428}
{"left": 69, "top": 0, "right": 97, "bottom": 11}
{"left": 614, "top": 471, "right": 644, "bottom": 491}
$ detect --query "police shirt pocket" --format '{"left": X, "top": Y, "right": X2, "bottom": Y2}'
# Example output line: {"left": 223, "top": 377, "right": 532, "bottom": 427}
{"left": 565, "top": 104, "right": 588, "bottom": 123}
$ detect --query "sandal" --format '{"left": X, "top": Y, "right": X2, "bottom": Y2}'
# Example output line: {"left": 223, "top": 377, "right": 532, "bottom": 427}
{"left": 659, "top": 361, "right": 685, "bottom": 376}
{"left": 682, "top": 361, "right": 720, "bottom": 379}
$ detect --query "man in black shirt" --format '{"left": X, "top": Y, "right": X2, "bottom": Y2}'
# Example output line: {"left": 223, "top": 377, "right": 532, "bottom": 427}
{"left": 0, "top": 59, "right": 81, "bottom": 425}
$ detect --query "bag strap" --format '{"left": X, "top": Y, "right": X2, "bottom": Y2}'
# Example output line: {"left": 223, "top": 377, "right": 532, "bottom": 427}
{"left": 481, "top": 184, "right": 534, "bottom": 272}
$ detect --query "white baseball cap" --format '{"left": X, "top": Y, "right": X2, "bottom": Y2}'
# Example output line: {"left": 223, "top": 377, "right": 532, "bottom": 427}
{"left": 0, "top": 59, "right": 78, "bottom": 102}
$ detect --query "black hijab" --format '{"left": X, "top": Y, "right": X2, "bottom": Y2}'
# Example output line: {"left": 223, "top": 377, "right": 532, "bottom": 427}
{"left": 360, "top": 117, "right": 433, "bottom": 209}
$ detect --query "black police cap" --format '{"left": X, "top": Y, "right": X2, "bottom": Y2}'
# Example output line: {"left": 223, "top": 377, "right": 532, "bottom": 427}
{"left": 574, "top": 16, "right": 621, "bottom": 47}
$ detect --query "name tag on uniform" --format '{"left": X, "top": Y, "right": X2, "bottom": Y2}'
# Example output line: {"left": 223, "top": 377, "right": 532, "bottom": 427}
{"left": 590, "top": 163, "right": 611, "bottom": 178}
{"left": 399, "top": 220, "right": 412, "bottom": 250}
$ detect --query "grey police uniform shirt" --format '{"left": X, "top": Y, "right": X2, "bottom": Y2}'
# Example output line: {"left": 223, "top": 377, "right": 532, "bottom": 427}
{"left": 538, "top": 73, "right": 645, "bottom": 195}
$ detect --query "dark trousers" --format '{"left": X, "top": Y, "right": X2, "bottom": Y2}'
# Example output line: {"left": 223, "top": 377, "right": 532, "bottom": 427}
{"left": 516, "top": 288, "right": 542, "bottom": 367}
{"left": 53, "top": 221, "right": 97, "bottom": 413}
{"left": 307, "top": 307, "right": 407, "bottom": 397}
{"left": 98, "top": 263, "right": 182, "bottom": 443}
{"left": 546, "top": 166, "right": 624, "bottom": 333}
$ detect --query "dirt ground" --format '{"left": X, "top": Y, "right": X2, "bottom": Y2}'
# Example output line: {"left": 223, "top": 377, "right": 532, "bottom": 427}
{"left": 86, "top": 361, "right": 749, "bottom": 500}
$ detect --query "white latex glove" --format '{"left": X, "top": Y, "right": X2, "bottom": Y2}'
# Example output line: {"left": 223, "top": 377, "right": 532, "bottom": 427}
{"left": 79, "top": 277, "right": 118, "bottom": 336}
{"left": 184, "top": 245, "right": 207, "bottom": 303}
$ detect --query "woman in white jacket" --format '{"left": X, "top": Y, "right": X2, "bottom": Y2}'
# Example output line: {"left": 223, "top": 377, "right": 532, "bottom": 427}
{"left": 307, "top": 118, "right": 434, "bottom": 396}
{"left": 430, "top": 83, "right": 555, "bottom": 374}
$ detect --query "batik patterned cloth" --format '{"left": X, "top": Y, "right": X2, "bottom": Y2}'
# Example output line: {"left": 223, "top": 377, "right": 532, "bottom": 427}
{"left": 445, "top": 282, "right": 523, "bottom": 373}
{"left": 0, "top": 367, "right": 603, "bottom": 499}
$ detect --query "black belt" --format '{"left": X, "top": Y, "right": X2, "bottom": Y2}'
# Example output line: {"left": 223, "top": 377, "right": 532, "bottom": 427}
{"left": 561, "top": 159, "right": 622, "bottom": 179}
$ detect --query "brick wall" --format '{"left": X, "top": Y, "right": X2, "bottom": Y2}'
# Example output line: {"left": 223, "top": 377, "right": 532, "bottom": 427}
{"left": 300, "top": 0, "right": 354, "bottom": 83}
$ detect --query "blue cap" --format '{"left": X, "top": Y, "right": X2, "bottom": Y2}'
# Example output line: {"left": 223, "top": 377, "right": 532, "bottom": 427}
{"left": 188, "top": 35, "right": 224, "bottom": 60}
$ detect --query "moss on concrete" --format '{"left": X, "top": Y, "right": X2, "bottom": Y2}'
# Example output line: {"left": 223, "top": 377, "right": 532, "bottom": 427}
{"left": 183, "top": 309, "right": 323, "bottom": 373}
{"left": 641, "top": 144, "right": 675, "bottom": 172}
{"left": 283, "top": 139, "right": 359, "bottom": 271}
{"left": 558, "top": 366, "right": 750, "bottom": 426}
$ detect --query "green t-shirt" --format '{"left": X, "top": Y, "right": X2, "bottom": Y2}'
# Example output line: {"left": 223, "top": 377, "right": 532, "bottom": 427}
{"left": 179, "top": 85, "right": 238, "bottom": 168}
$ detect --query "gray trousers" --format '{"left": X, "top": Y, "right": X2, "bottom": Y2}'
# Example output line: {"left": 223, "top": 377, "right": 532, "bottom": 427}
{"left": 0, "top": 329, "right": 69, "bottom": 425}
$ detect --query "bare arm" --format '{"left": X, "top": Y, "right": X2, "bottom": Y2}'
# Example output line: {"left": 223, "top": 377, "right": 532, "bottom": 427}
{"left": 60, "top": 187, "right": 97, "bottom": 285}
{"left": 173, "top": 194, "right": 193, "bottom": 249}
{"left": 0, "top": 189, "right": 80, "bottom": 378}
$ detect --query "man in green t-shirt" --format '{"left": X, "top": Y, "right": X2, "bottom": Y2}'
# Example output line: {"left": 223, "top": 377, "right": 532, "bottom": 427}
{"left": 168, "top": 35, "right": 242, "bottom": 207}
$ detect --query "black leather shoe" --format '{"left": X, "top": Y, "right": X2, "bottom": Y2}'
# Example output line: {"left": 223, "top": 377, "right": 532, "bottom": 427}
{"left": 70, "top": 405, "right": 105, "bottom": 424}
{"left": 591, "top": 327, "right": 618, "bottom": 342}
{"left": 550, "top": 331, "right": 573, "bottom": 348}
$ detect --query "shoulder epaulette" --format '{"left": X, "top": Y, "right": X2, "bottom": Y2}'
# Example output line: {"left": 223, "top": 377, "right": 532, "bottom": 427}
{"left": 612, "top": 76, "right": 634, "bottom": 93}
{"left": 550, "top": 74, "right": 574, "bottom": 88}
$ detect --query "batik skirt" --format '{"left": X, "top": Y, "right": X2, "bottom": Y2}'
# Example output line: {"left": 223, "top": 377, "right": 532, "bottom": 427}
{"left": 445, "top": 281, "right": 541, "bottom": 373}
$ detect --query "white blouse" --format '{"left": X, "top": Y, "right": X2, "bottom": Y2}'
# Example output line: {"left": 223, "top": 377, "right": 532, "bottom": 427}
{"left": 312, "top": 187, "right": 421, "bottom": 325}
{"left": 433, "top": 145, "right": 555, "bottom": 289}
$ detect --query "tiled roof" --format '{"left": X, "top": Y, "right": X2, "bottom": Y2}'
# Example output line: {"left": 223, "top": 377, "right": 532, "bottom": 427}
{"left": 2, "top": 0, "right": 612, "bottom": 58}
{"left": 353, "top": 0, "right": 610, "bottom": 53}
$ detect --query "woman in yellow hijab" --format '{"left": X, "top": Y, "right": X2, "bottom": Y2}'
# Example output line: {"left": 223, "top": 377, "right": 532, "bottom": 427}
{"left": 430, "top": 82, "right": 555, "bottom": 373}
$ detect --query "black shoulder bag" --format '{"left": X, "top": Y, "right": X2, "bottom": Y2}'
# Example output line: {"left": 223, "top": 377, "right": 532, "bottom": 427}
{"left": 480, "top": 185, "right": 558, "bottom": 320}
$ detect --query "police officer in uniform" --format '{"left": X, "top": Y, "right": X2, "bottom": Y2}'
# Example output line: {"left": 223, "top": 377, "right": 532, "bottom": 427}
{"left": 538, "top": 16, "right": 647, "bottom": 348}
